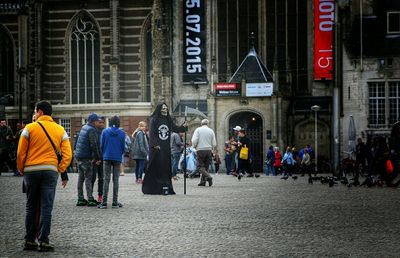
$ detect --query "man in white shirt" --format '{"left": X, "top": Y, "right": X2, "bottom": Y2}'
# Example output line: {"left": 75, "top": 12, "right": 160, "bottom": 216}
{"left": 191, "top": 119, "right": 217, "bottom": 186}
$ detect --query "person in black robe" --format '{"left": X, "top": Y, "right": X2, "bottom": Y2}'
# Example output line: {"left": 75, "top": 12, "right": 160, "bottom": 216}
{"left": 142, "top": 103, "right": 186, "bottom": 195}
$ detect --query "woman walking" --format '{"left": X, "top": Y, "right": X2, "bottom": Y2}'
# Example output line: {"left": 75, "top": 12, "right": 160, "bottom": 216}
{"left": 131, "top": 121, "right": 149, "bottom": 184}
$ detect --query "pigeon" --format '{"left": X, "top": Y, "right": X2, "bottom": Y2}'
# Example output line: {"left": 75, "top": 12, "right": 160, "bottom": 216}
{"left": 329, "top": 179, "right": 337, "bottom": 187}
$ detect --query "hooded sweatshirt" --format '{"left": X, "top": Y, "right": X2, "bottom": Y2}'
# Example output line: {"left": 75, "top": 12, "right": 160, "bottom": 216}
{"left": 100, "top": 125, "right": 125, "bottom": 162}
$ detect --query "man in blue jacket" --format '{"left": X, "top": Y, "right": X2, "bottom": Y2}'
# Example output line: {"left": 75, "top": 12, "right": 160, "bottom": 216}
{"left": 98, "top": 116, "right": 125, "bottom": 209}
{"left": 75, "top": 113, "right": 102, "bottom": 206}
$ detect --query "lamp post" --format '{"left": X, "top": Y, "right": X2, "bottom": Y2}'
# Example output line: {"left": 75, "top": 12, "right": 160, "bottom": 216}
{"left": 311, "top": 105, "right": 320, "bottom": 174}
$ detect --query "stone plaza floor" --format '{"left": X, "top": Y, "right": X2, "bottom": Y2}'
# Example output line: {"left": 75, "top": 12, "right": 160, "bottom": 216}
{"left": 0, "top": 172, "right": 400, "bottom": 257}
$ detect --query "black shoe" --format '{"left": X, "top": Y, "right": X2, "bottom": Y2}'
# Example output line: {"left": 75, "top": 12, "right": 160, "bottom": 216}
{"left": 87, "top": 199, "right": 99, "bottom": 206}
{"left": 76, "top": 199, "right": 88, "bottom": 206}
{"left": 281, "top": 176, "right": 288, "bottom": 180}
{"left": 255, "top": 174, "right": 260, "bottom": 178}
{"left": 198, "top": 181, "right": 206, "bottom": 186}
{"left": 24, "top": 240, "right": 38, "bottom": 251}
{"left": 246, "top": 173, "right": 254, "bottom": 177}
{"left": 292, "top": 176, "right": 298, "bottom": 180}
{"left": 207, "top": 177, "right": 213, "bottom": 187}
{"left": 112, "top": 202, "right": 123, "bottom": 208}
{"left": 238, "top": 173, "right": 243, "bottom": 181}
{"left": 39, "top": 242, "right": 54, "bottom": 252}
{"left": 308, "top": 177, "right": 313, "bottom": 184}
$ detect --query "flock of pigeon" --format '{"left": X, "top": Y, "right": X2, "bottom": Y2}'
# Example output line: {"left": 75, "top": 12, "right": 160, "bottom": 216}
{"left": 281, "top": 174, "right": 400, "bottom": 188}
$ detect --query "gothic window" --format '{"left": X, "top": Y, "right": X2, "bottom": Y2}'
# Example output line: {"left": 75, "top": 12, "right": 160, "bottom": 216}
{"left": 0, "top": 26, "right": 14, "bottom": 105}
{"left": 69, "top": 16, "right": 100, "bottom": 104}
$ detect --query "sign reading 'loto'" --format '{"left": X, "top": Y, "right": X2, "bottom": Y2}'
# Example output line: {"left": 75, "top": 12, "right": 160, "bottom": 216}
{"left": 183, "top": 0, "right": 207, "bottom": 85}
{"left": 314, "top": 0, "right": 334, "bottom": 80}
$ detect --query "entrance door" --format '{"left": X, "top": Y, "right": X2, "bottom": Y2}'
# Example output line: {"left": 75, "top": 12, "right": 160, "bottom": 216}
{"left": 229, "top": 112, "right": 263, "bottom": 173}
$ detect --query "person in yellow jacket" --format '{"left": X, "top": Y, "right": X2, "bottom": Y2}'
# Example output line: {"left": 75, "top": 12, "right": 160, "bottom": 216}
{"left": 17, "top": 100, "right": 72, "bottom": 252}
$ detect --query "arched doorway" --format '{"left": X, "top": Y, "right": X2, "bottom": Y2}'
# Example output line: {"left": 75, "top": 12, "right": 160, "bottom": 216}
{"left": 229, "top": 111, "right": 263, "bottom": 173}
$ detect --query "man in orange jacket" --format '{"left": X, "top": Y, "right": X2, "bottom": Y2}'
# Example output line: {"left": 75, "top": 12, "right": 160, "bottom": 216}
{"left": 17, "top": 100, "right": 72, "bottom": 252}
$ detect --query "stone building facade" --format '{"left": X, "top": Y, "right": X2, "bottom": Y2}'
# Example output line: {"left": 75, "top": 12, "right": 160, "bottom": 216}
{"left": 1, "top": 0, "right": 399, "bottom": 173}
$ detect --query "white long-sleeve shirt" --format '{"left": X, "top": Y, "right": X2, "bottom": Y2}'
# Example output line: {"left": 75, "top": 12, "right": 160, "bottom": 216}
{"left": 191, "top": 125, "right": 217, "bottom": 151}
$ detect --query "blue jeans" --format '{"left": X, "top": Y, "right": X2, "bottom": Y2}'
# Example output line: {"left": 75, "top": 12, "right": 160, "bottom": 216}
{"left": 265, "top": 163, "right": 275, "bottom": 176}
{"left": 103, "top": 160, "right": 121, "bottom": 205}
{"left": 24, "top": 170, "right": 58, "bottom": 243}
{"left": 134, "top": 159, "right": 145, "bottom": 180}
{"left": 225, "top": 154, "right": 232, "bottom": 174}
{"left": 171, "top": 152, "right": 181, "bottom": 176}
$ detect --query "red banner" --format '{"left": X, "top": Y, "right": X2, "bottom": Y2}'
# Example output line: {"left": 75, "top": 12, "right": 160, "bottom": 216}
{"left": 314, "top": 0, "right": 334, "bottom": 80}
{"left": 214, "top": 83, "right": 241, "bottom": 97}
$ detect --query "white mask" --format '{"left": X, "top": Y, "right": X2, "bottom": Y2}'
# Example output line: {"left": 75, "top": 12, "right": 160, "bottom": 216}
{"left": 161, "top": 104, "right": 168, "bottom": 116}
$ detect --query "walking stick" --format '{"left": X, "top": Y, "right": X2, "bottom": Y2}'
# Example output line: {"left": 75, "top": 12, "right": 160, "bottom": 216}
{"left": 184, "top": 114, "right": 187, "bottom": 195}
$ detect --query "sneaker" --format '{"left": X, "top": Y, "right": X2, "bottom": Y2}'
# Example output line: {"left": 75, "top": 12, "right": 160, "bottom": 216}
{"left": 76, "top": 199, "right": 88, "bottom": 206}
{"left": 24, "top": 240, "right": 38, "bottom": 251}
{"left": 98, "top": 203, "right": 107, "bottom": 209}
{"left": 112, "top": 202, "right": 123, "bottom": 208}
{"left": 120, "top": 172, "right": 125, "bottom": 176}
{"left": 172, "top": 176, "right": 178, "bottom": 180}
{"left": 97, "top": 195, "right": 103, "bottom": 204}
{"left": 39, "top": 242, "right": 54, "bottom": 252}
{"left": 87, "top": 199, "right": 98, "bottom": 206}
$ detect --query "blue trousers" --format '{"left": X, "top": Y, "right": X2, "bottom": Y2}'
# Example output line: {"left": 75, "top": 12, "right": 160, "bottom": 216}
{"left": 24, "top": 170, "right": 58, "bottom": 243}
{"left": 134, "top": 159, "right": 145, "bottom": 180}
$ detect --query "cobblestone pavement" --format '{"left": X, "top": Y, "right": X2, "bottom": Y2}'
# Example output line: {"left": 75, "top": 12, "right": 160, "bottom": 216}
{"left": 1, "top": 172, "right": 400, "bottom": 257}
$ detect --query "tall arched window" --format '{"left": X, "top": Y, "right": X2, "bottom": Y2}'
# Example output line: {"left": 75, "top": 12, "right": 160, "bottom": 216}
{"left": 0, "top": 25, "right": 15, "bottom": 105}
{"left": 69, "top": 15, "right": 100, "bottom": 104}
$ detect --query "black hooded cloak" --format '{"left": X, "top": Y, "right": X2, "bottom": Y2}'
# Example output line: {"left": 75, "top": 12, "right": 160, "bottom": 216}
{"left": 142, "top": 103, "right": 186, "bottom": 195}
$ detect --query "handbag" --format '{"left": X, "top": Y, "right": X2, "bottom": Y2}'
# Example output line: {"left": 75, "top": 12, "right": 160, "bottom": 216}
{"left": 239, "top": 144, "right": 249, "bottom": 160}
{"left": 37, "top": 122, "right": 63, "bottom": 164}
{"left": 386, "top": 159, "right": 394, "bottom": 174}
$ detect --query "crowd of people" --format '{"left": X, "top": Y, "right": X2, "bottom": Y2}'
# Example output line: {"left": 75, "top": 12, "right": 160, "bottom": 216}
{"left": 343, "top": 126, "right": 400, "bottom": 187}
{"left": 4, "top": 99, "right": 400, "bottom": 252}
{"left": 0, "top": 119, "right": 27, "bottom": 176}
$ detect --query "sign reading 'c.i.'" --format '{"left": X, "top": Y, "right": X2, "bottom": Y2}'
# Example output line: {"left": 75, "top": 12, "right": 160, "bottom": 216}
{"left": 183, "top": 0, "right": 207, "bottom": 85}
{"left": 314, "top": 0, "right": 334, "bottom": 80}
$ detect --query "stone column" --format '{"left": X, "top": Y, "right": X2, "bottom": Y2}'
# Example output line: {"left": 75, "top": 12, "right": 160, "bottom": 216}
{"left": 151, "top": 0, "right": 168, "bottom": 107}
{"left": 18, "top": 6, "right": 29, "bottom": 122}
{"left": 34, "top": 2, "right": 42, "bottom": 103}
{"left": 110, "top": 0, "right": 120, "bottom": 102}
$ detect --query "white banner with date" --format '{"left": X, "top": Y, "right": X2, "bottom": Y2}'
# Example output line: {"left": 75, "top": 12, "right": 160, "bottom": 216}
{"left": 183, "top": 0, "right": 207, "bottom": 84}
